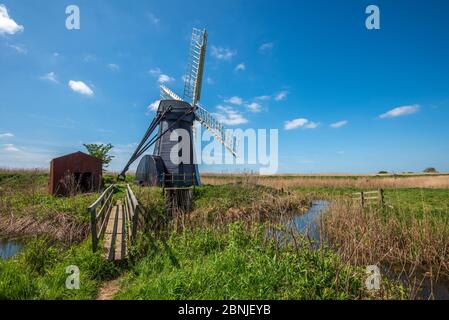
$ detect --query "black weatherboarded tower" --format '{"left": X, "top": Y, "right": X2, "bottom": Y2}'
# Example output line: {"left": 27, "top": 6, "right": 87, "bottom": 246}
{"left": 151, "top": 100, "right": 200, "bottom": 186}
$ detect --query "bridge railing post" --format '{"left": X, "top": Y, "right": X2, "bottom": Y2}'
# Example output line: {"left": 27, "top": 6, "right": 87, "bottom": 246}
{"left": 90, "top": 207, "right": 98, "bottom": 252}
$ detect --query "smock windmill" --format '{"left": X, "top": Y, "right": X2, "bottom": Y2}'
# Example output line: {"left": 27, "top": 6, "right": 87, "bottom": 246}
{"left": 119, "top": 28, "right": 237, "bottom": 187}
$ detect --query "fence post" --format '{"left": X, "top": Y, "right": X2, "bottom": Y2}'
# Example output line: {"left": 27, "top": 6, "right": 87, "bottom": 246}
{"left": 360, "top": 191, "right": 365, "bottom": 208}
{"left": 132, "top": 204, "right": 139, "bottom": 242}
{"left": 379, "top": 189, "right": 384, "bottom": 206}
{"left": 90, "top": 208, "right": 98, "bottom": 252}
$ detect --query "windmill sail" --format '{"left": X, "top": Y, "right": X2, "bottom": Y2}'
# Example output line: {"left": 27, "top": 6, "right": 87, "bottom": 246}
{"left": 183, "top": 28, "right": 207, "bottom": 106}
{"left": 195, "top": 105, "right": 237, "bottom": 157}
{"left": 160, "top": 85, "right": 182, "bottom": 101}
{"left": 160, "top": 85, "right": 237, "bottom": 157}
{"left": 160, "top": 28, "right": 237, "bottom": 158}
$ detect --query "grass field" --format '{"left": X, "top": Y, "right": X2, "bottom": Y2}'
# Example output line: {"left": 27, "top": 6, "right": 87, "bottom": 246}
{"left": 1, "top": 170, "right": 448, "bottom": 300}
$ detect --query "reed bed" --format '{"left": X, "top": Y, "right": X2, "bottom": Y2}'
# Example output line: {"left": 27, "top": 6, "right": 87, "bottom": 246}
{"left": 134, "top": 184, "right": 310, "bottom": 233}
{"left": 0, "top": 170, "right": 98, "bottom": 243}
{"left": 321, "top": 199, "right": 449, "bottom": 299}
{"left": 202, "top": 174, "right": 449, "bottom": 189}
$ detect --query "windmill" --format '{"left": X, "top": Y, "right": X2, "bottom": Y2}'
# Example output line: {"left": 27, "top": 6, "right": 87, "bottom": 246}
{"left": 119, "top": 28, "right": 237, "bottom": 188}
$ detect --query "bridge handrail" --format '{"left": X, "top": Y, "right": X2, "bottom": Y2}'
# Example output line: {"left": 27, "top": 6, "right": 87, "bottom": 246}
{"left": 89, "top": 185, "right": 115, "bottom": 252}
{"left": 124, "top": 184, "right": 141, "bottom": 243}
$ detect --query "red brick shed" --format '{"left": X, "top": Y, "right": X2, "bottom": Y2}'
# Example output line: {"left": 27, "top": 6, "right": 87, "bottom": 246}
{"left": 49, "top": 151, "right": 103, "bottom": 196}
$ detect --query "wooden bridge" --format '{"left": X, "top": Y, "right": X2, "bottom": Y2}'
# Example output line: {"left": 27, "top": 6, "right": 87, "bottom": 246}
{"left": 88, "top": 185, "right": 142, "bottom": 261}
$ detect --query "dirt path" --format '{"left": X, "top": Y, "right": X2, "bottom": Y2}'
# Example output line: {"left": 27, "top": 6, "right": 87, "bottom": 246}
{"left": 96, "top": 278, "right": 121, "bottom": 300}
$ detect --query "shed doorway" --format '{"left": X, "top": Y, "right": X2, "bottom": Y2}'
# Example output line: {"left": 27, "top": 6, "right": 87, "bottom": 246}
{"left": 74, "top": 172, "right": 93, "bottom": 193}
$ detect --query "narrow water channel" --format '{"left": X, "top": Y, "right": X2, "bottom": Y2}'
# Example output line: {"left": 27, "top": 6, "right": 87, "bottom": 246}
{"left": 287, "top": 200, "right": 329, "bottom": 242}
{"left": 0, "top": 239, "right": 23, "bottom": 260}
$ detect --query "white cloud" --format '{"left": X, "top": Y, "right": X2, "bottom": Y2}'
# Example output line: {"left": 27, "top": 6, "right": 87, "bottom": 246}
{"left": 275, "top": 91, "right": 289, "bottom": 101}
{"left": 148, "top": 100, "right": 161, "bottom": 112}
{"left": 158, "top": 74, "right": 174, "bottom": 84}
{"left": 245, "top": 102, "right": 262, "bottom": 113}
{"left": 107, "top": 63, "right": 120, "bottom": 72}
{"left": 0, "top": 5, "right": 24, "bottom": 35}
{"left": 284, "top": 118, "right": 319, "bottom": 130}
{"left": 259, "top": 42, "right": 274, "bottom": 52}
{"left": 83, "top": 54, "right": 97, "bottom": 63}
{"left": 225, "top": 96, "right": 243, "bottom": 105}
{"left": 68, "top": 80, "right": 94, "bottom": 96}
{"left": 40, "top": 72, "right": 58, "bottom": 83}
{"left": 149, "top": 68, "right": 174, "bottom": 84}
{"left": 379, "top": 105, "right": 420, "bottom": 119}
{"left": 305, "top": 121, "right": 319, "bottom": 129}
{"left": 213, "top": 105, "right": 248, "bottom": 126}
{"left": 206, "top": 77, "right": 214, "bottom": 85}
{"left": 3, "top": 144, "right": 19, "bottom": 152}
{"left": 8, "top": 43, "right": 27, "bottom": 54}
{"left": 0, "top": 144, "right": 59, "bottom": 169}
{"left": 235, "top": 63, "right": 246, "bottom": 72}
{"left": 147, "top": 12, "right": 160, "bottom": 25}
{"left": 149, "top": 68, "right": 161, "bottom": 76}
{"left": 330, "top": 120, "right": 348, "bottom": 129}
{"left": 256, "top": 95, "right": 271, "bottom": 101}
{"left": 211, "top": 46, "right": 237, "bottom": 61}
{"left": 0, "top": 133, "right": 14, "bottom": 138}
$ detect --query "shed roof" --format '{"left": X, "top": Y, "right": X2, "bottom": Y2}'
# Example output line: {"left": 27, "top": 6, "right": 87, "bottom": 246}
{"left": 51, "top": 151, "right": 101, "bottom": 163}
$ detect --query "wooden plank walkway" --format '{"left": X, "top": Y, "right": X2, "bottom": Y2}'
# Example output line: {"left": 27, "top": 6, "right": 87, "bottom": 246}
{"left": 104, "top": 201, "right": 128, "bottom": 261}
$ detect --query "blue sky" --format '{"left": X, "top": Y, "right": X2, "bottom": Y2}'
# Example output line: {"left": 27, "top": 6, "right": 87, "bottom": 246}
{"left": 1, "top": 0, "right": 448, "bottom": 173}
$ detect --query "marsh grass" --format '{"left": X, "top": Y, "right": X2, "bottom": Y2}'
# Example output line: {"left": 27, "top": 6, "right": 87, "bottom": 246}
{"left": 0, "top": 237, "right": 118, "bottom": 300}
{"left": 118, "top": 184, "right": 405, "bottom": 300}
{"left": 321, "top": 199, "right": 449, "bottom": 299}
{"left": 119, "top": 222, "right": 403, "bottom": 300}
{"left": 0, "top": 170, "right": 100, "bottom": 243}
{"left": 202, "top": 173, "right": 449, "bottom": 189}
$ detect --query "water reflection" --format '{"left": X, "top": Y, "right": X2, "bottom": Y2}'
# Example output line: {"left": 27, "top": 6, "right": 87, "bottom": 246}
{"left": 0, "top": 239, "right": 23, "bottom": 260}
{"left": 288, "top": 200, "right": 329, "bottom": 242}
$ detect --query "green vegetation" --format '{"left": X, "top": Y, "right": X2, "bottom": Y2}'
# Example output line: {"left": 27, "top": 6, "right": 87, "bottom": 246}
{"left": 83, "top": 143, "right": 115, "bottom": 169}
{"left": 118, "top": 223, "right": 396, "bottom": 300}
{"left": 2, "top": 170, "right": 447, "bottom": 300}
{"left": 0, "top": 171, "right": 99, "bottom": 242}
{"left": 0, "top": 238, "right": 118, "bottom": 300}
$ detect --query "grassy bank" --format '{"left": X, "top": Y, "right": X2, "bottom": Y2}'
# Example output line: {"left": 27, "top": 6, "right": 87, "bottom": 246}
{"left": 4, "top": 170, "right": 441, "bottom": 300}
{"left": 116, "top": 184, "right": 403, "bottom": 300}
{"left": 117, "top": 223, "right": 402, "bottom": 300}
{"left": 0, "top": 238, "right": 118, "bottom": 300}
{"left": 0, "top": 171, "right": 99, "bottom": 243}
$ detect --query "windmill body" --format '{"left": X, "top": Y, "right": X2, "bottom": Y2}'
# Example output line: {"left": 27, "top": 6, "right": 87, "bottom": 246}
{"left": 120, "top": 28, "right": 236, "bottom": 188}
{"left": 151, "top": 100, "right": 200, "bottom": 186}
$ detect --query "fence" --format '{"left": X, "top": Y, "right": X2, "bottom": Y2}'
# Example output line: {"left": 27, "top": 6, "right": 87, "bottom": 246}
{"left": 88, "top": 185, "right": 115, "bottom": 252}
{"left": 161, "top": 173, "right": 196, "bottom": 189}
{"left": 124, "top": 184, "right": 143, "bottom": 244}
{"left": 351, "top": 189, "right": 385, "bottom": 207}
